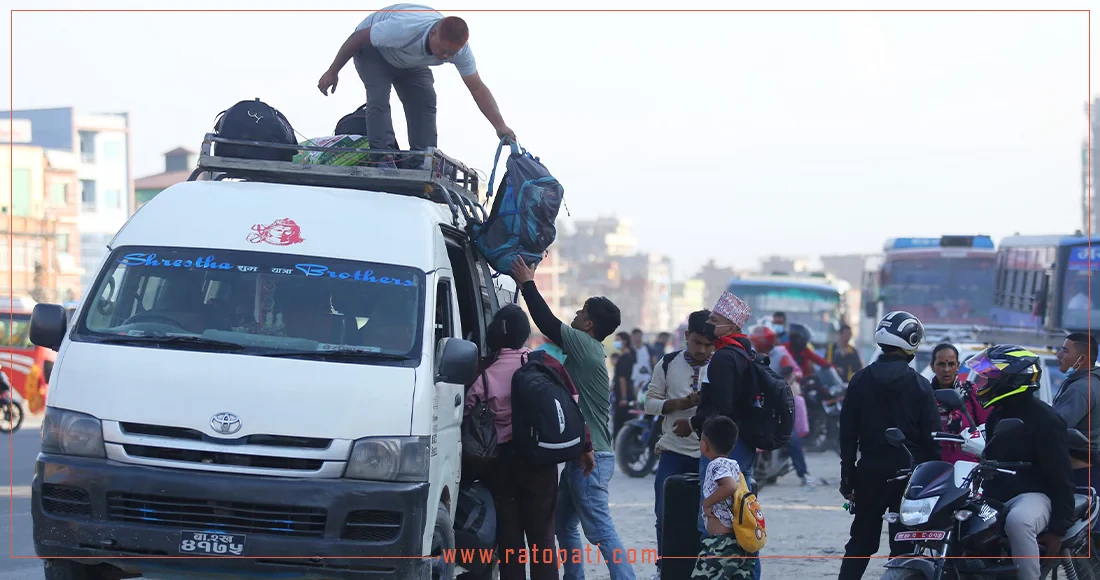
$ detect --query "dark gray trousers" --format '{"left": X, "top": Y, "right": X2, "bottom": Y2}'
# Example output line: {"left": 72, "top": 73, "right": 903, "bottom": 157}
{"left": 353, "top": 43, "right": 438, "bottom": 154}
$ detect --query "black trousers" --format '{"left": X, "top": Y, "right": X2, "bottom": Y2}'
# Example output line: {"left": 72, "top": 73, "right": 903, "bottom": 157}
{"left": 481, "top": 451, "right": 559, "bottom": 580}
{"left": 838, "top": 460, "right": 910, "bottom": 580}
{"left": 352, "top": 43, "right": 437, "bottom": 155}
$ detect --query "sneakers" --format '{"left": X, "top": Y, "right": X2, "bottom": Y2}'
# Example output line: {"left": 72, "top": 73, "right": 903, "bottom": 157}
{"left": 375, "top": 156, "right": 398, "bottom": 171}
{"left": 800, "top": 475, "right": 817, "bottom": 488}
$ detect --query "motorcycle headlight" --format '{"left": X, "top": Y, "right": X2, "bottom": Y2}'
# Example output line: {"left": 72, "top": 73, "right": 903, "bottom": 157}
{"left": 345, "top": 436, "right": 430, "bottom": 482}
{"left": 900, "top": 496, "right": 938, "bottom": 526}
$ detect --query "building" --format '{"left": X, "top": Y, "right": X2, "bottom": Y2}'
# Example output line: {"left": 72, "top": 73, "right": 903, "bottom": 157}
{"left": 4, "top": 107, "right": 133, "bottom": 289}
{"left": 557, "top": 217, "right": 638, "bottom": 263}
{"left": 1088, "top": 97, "right": 1098, "bottom": 235}
{"left": 135, "top": 147, "right": 196, "bottom": 209}
{"left": 1, "top": 143, "right": 83, "bottom": 302}
{"left": 692, "top": 259, "right": 738, "bottom": 308}
{"left": 670, "top": 278, "right": 707, "bottom": 329}
{"left": 529, "top": 245, "right": 570, "bottom": 321}
{"left": 759, "top": 255, "right": 813, "bottom": 276}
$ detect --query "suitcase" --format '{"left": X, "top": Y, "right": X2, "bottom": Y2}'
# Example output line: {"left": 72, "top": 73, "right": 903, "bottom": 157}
{"left": 661, "top": 473, "right": 702, "bottom": 580}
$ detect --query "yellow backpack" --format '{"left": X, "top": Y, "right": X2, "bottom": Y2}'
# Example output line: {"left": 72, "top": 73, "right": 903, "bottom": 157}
{"left": 732, "top": 472, "right": 767, "bottom": 552}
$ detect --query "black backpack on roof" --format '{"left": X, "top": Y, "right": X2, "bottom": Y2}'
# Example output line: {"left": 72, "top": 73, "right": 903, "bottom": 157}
{"left": 212, "top": 98, "right": 297, "bottom": 162}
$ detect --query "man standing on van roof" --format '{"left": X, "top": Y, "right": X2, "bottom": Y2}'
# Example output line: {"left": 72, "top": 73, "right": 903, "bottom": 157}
{"left": 509, "top": 257, "right": 637, "bottom": 580}
{"left": 317, "top": 4, "right": 516, "bottom": 169}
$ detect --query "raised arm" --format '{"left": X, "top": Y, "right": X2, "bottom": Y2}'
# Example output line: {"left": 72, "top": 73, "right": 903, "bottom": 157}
{"left": 318, "top": 27, "right": 373, "bottom": 96}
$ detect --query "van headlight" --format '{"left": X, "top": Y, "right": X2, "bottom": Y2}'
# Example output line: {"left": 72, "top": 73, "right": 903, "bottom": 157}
{"left": 345, "top": 436, "right": 430, "bottom": 482}
{"left": 900, "top": 497, "right": 938, "bottom": 526}
{"left": 41, "top": 408, "right": 105, "bottom": 459}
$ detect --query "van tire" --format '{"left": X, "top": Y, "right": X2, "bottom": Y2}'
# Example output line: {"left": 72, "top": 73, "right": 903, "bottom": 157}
{"left": 43, "top": 560, "right": 112, "bottom": 580}
{"left": 431, "top": 504, "right": 456, "bottom": 580}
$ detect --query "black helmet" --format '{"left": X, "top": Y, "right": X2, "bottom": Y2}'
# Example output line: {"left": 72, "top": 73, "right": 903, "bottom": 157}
{"left": 874, "top": 311, "right": 924, "bottom": 354}
{"left": 788, "top": 323, "right": 813, "bottom": 344}
{"left": 967, "top": 344, "right": 1042, "bottom": 409}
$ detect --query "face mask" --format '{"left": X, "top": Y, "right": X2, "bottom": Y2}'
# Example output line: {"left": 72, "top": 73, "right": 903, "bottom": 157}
{"left": 614, "top": 340, "right": 623, "bottom": 350}
{"left": 1068, "top": 354, "right": 1084, "bottom": 372}
{"left": 703, "top": 322, "right": 730, "bottom": 342}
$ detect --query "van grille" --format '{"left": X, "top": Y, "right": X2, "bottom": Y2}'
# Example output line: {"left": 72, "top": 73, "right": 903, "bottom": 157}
{"left": 41, "top": 484, "right": 91, "bottom": 517}
{"left": 342, "top": 510, "right": 403, "bottom": 542}
{"left": 106, "top": 492, "right": 327, "bottom": 537}
{"left": 122, "top": 444, "right": 324, "bottom": 471}
{"left": 119, "top": 422, "right": 332, "bottom": 449}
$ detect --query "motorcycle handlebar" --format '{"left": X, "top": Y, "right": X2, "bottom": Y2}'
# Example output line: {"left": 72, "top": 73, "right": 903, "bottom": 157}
{"left": 982, "top": 461, "right": 1031, "bottom": 470}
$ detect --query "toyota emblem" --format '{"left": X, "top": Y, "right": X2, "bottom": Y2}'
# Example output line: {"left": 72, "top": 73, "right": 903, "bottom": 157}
{"left": 210, "top": 412, "right": 242, "bottom": 435}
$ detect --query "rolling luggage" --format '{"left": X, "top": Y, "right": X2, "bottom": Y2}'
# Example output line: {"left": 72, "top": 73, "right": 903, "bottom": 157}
{"left": 661, "top": 473, "right": 702, "bottom": 580}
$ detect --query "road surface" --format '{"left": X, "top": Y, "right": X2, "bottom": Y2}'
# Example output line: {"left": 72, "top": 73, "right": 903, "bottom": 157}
{"left": 0, "top": 421, "right": 889, "bottom": 579}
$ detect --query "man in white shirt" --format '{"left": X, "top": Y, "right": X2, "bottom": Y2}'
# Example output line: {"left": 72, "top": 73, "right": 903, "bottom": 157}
{"left": 317, "top": 4, "right": 515, "bottom": 168}
{"left": 643, "top": 310, "right": 715, "bottom": 576}
{"left": 630, "top": 328, "right": 653, "bottom": 397}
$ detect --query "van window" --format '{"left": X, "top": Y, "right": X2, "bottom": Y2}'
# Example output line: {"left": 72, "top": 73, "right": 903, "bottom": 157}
{"left": 435, "top": 280, "right": 454, "bottom": 344}
{"left": 72, "top": 246, "right": 426, "bottom": 364}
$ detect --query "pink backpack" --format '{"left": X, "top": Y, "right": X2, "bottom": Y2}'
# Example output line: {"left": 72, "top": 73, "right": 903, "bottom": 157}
{"left": 793, "top": 395, "right": 810, "bottom": 439}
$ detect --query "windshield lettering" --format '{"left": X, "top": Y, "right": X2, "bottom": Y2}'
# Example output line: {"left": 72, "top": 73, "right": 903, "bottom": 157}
{"left": 119, "top": 252, "right": 232, "bottom": 270}
{"left": 294, "top": 264, "right": 415, "bottom": 287}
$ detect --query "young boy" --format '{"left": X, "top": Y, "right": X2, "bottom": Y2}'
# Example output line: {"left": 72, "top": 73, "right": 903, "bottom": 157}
{"left": 693, "top": 416, "right": 756, "bottom": 579}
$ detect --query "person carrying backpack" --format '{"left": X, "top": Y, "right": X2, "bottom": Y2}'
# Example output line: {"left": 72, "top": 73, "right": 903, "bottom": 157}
{"left": 463, "top": 304, "right": 592, "bottom": 580}
{"left": 509, "top": 257, "right": 635, "bottom": 580}
{"left": 672, "top": 290, "right": 763, "bottom": 580}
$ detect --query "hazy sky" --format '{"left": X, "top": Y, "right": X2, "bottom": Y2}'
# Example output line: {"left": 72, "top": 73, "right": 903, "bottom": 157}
{"left": 6, "top": 1, "right": 1095, "bottom": 279}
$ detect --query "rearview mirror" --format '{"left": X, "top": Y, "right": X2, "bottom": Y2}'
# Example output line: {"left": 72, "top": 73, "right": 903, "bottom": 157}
{"left": 885, "top": 427, "right": 907, "bottom": 448}
{"left": 435, "top": 338, "right": 479, "bottom": 385}
{"left": 934, "top": 389, "right": 965, "bottom": 411}
{"left": 994, "top": 418, "right": 1024, "bottom": 439}
{"left": 30, "top": 303, "right": 68, "bottom": 352}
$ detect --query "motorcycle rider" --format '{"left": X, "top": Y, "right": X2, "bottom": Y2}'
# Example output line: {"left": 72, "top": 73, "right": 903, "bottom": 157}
{"left": 969, "top": 344, "right": 1074, "bottom": 580}
{"left": 838, "top": 311, "right": 942, "bottom": 580}
{"left": 786, "top": 324, "right": 835, "bottom": 379}
{"left": 930, "top": 343, "right": 989, "bottom": 464}
{"left": 643, "top": 310, "right": 715, "bottom": 576}
{"left": 749, "top": 325, "right": 815, "bottom": 487}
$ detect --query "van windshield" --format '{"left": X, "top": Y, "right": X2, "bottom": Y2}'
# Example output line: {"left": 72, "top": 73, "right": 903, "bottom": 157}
{"left": 73, "top": 246, "right": 425, "bottom": 364}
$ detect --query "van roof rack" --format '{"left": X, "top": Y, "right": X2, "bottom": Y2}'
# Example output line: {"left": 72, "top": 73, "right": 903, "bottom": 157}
{"left": 923, "top": 324, "right": 1069, "bottom": 350}
{"left": 188, "top": 134, "right": 487, "bottom": 227}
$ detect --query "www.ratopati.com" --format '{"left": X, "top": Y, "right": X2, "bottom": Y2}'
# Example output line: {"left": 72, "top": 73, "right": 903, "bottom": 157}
{"left": 443, "top": 546, "right": 658, "bottom": 567}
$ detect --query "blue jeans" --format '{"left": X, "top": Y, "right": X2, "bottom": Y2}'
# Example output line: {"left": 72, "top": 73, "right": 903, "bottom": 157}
{"left": 653, "top": 451, "right": 700, "bottom": 567}
{"left": 557, "top": 451, "right": 636, "bottom": 580}
{"left": 698, "top": 438, "right": 761, "bottom": 580}
{"left": 788, "top": 435, "right": 809, "bottom": 478}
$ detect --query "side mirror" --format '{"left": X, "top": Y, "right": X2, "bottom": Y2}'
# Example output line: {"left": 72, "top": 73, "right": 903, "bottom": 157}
{"left": 934, "top": 389, "right": 965, "bottom": 411}
{"left": 30, "top": 303, "right": 68, "bottom": 352}
{"left": 994, "top": 418, "right": 1024, "bottom": 439}
{"left": 435, "top": 337, "right": 479, "bottom": 385}
{"left": 885, "top": 427, "right": 907, "bottom": 448}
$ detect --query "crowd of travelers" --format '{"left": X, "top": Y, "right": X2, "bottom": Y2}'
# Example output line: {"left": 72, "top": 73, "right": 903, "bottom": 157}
{"left": 457, "top": 251, "right": 1100, "bottom": 580}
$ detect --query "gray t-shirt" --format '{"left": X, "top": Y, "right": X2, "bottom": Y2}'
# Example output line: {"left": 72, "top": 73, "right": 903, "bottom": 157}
{"left": 355, "top": 4, "right": 477, "bottom": 76}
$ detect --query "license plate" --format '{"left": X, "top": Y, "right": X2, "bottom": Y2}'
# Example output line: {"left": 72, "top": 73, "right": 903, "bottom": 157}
{"left": 894, "top": 531, "right": 946, "bottom": 542}
{"left": 179, "top": 530, "right": 245, "bottom": 555}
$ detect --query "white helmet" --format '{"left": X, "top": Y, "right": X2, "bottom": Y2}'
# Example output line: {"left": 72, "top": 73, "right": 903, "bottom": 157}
{"left": 874, "top": 311, "right": 925, "bottom": 354}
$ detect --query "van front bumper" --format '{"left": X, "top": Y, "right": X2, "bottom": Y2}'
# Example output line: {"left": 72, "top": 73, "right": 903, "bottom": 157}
{"left": 32, "top": 453, "right": 432, "bottom": 579}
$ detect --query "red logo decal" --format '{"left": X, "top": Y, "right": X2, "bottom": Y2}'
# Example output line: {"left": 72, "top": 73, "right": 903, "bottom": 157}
{"left": 248, "top": 218, "right": 305, "bottom": 246}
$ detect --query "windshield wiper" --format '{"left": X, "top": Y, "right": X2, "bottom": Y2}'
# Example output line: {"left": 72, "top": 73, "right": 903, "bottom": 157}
{"left": 260, "top": 349, "right": 410, "bottom": 362}
{"left": 95, "top": 335, "right": 247, "bottom": 351}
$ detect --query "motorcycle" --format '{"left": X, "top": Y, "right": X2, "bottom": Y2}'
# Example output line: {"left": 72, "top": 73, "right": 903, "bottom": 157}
{"left": 614, "top": 393, "right": 662, "bottom": 478}
{"left": 802, "top": 365, "right": 845, "bottom": 454}
{"left": 753, "top": 446, "right": 793, "bottom": 487}
{"left": 0, "top": 372, "right": 22, "bottom": 434}
{"left": 879, "top": 390, "right": 1100, "bottom": 580}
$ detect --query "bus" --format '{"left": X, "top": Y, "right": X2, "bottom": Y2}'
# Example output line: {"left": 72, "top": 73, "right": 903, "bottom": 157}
{"left": 872, "top": 235, "right": 997, "bottom": 327}
{"left": 0, "top": 295, "right": 56, "bottom": 413}
{"left": 991, "top": 233, "right": 1098, "bottom": 334}
{"left": 726, "top": 273, "right": 850, "bottom": 344}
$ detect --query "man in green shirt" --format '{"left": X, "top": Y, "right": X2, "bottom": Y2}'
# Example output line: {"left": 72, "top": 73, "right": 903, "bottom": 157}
{"left": 511, "top": 258, "right": 637, "bottom": 580}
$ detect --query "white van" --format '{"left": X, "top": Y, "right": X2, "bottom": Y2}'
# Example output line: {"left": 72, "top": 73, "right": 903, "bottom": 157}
{"left": 28, "top": 138, "right": 516, "bottom": 580}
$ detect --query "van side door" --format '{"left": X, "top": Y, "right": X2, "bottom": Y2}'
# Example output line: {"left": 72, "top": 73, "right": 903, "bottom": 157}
{"left": 431, "top": 277, "right": 464, "bottom": 497}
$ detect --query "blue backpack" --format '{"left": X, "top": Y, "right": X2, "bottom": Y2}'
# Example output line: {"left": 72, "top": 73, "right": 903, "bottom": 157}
{"left": 470, "top": 139, "right": 565, "bottom": 274}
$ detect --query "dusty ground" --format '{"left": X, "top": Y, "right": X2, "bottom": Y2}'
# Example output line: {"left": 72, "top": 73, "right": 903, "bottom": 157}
{"left": 576, "top": 450, "right": 891, "bottom": 580}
